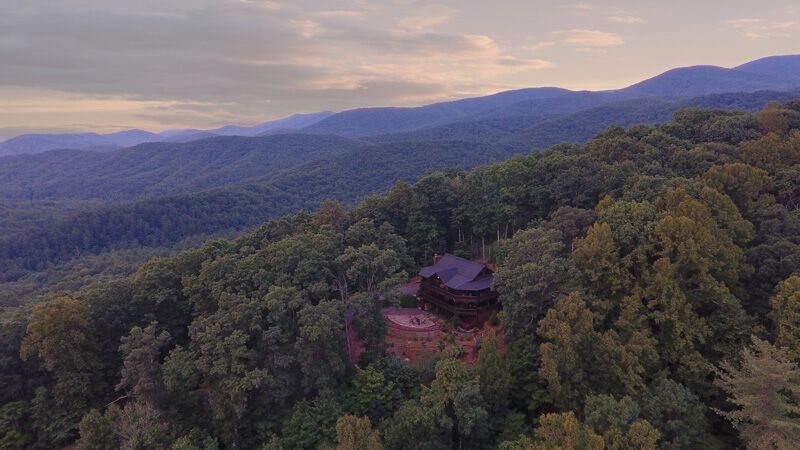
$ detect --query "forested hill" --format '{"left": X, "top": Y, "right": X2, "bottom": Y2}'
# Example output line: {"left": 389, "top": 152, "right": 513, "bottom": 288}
{"left": 1, "top": 101, "right": 799, "bottom": 449}
{"left": 0, "top": 140, "right": 502, "bottom": 282}
{"left": 305, "top": 55, "right": 800, "bottom": 138}
{"left": 0, "top": 134, "right": 363, "bottom": 202}
{"left": 0, "top": 92, "right": 791, "bottom": 296}
{"left": 0, "top": 91, "right": 797, "bottom": 290}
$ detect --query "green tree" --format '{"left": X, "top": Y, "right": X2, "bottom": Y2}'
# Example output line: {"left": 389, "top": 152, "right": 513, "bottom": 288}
{"left": 506, "top": 335, "right": 550, "bottom": 415}
{"left": 532, "top": 412, "right": 604, "bottom": 450}
{"left": 572, "top": 222, "right": 632, "bottom": 320}
{"left": 538, "top": 293, "right": 655, "bottom": 410}
{"left": 115, "top": 401, "right": 173, "bottom": 450}
{"left": 737, "top": 133, "right": 800, "bottom": 172}
{"left": 335, "top": 415, "right": 383, "bottom": 450}
{"left": 494, "top": 227, "right": 579, "bottom": 337}
{"left": 349, "top": 293, "right": 388, "bottom": 364}
{"left": 714, "top": 337, "right": 800, "bottom": 449}
{"left": 421, "top": 356, "right": 490, "bottom": 449}
{"left": 313, "top": 199, "right": 351, "bottom": 229}
{"left": 19, "top": 296, "right": 103, "bottom": 439}
{"left": 349, "top": 365, "right": 397, "bottom": 422}
{"left": 171, "top": 428, "right": 219, "bottom": 450}
{"left": 584, "top": 394, "right": 660, "bottom": 450}
{"left": 336, "top": 244, "right": 407, "bottom": 300}
{"left": 76, "top": 407, "right": 119, "bottom": 450}
{"left": 0, "top": 401, "right": 32, "bottom": 450}
{"left": 770, "top": 276, "right": 800, "bottom": 361}
{"left": 117, "top": 322, "right": 171, "bottom": 403}
{"left": 296, "top": 299, "right": 348, "bottom": 393}
{"left": 637, "top": 378, "right": 712, "bottom": 450}
{"left": 162, "top": 293, "right": 271, "bottom": 447}
{"left": 537, "top": 292, "right": 598, "bottom": 410}
{"left": 380, "top": 400, "right": 446, "bottom": 450}
{"left": 478, "top": 329, "right": 512, "bottom": 416}
{"left": 702, "top": 163, "right": 773, "bottom": 217}
{"left": 281, "top": 394, "right": 343, "bottom": 450}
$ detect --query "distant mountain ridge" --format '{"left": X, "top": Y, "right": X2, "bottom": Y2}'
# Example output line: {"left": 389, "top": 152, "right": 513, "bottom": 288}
{"left": 0, "top": 112, "right": 336, "bottom": 156}
{"left": 2, "top": 54, "right": 798, "bottom": 156}
{"left": 0, "top": 134, "right": 362, "bottom": 202}
{"left": 0, "top": 129, "right": 161, "bottom": 156}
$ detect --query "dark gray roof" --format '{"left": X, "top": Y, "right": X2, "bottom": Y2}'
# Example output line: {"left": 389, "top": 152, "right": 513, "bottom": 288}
{"left": 419, "top": 254, "right": 493, "bottom": 291}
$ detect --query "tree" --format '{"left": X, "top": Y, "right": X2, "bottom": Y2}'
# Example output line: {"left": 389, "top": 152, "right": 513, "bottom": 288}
{"left": 770, "top": 276, "right": 800, "bottom": 361}
{"left": 737, "top": 133, "right": 800, "bottom": 172}
{"left": 494, "top": 228, "right": 579, "bottom": 337}
{"left": 546, "top": 207, "right": 596, "bottom": 252}
{"left": 642, "top": 187, "right": 753, "bottom": 385}
{"left": 336, "top": 244, "right": 408, "bottom": 300}
{"left": 637, "top": 378, "right": 711, "bottom": 450}
{"left": 506, "top": 335, "right": 550, "bottom": 415}
{"left": 281, "top": 394, "right": 343, "bottom": 450}
{"left": 335, "top": 415, "right": 383, "bottom": 450}
{"left": 162, "top": 293, "right": 272, "bottom": 447}
{"left": 380, "top": 400, "right": 446, "bottom": 450}
{"left": 116, "top": 322, "right": 171, "bottom": 404}
{"left": 0, "top": 401, "right": 32, "bottom": 450}
{"left": 714, "top": 337, "right": 800, "bottom": 449}
{"left": 171, "top": 428, "right": 219, "bottom": 450}
{"left": 478, "top": 329, "right": 512, "bottom": 416}
{"left": 113, "top": 400, "right": 173, "bottom": 450}
{"left": 532, "top": 412, "right": 604, "bottom": 450}
{"left": 584, "top": 395, "right": 660, "bottom": 450}
{"left": 421, "top": 356, "right": 490, "bottom": 449}
{"left": 76, "top": 408, "right": 118, "bottom": 450}
{"left": 572, "top": 222, "right": 632, "bottom": 320}
{"left": 755, "top": 102, "right": 791, "bottom": 136}
{"left": 348, "top": 365, "right": 397, "bottom": 422}
{"left": 538, "top": 293, "right": 655, "bottom": 410}
{"left": 313, "top": 199, "right": 351, "bottom": 229}
{"left": 537, "top": 292, "right": 598, "bottom": 410}
{"left": 349, "top": 293, "right": 388, "bottom": 364}
{"left": 296, "top": 299, "right": 348, "bottom": 393}
{"left": 702, "top": 163, "right": 773, "bottom": 217}
{"left": 19, "top": 296, "right": 102, "bottom": 436}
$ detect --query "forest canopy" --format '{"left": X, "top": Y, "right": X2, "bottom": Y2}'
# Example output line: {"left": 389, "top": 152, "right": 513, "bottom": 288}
{"left": 1, "top": 102, "right": 800, "bottom": 449}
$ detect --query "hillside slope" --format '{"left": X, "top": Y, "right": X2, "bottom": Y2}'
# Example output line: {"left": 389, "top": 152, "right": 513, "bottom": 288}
{"left": 0, "top": 134, "right": 362, "bottom": 202}
{"left": 2, "top": 91, "right": 797, "bottom": 277}
{"left": 0, "top": 139, "right": 505, "bottom": 278}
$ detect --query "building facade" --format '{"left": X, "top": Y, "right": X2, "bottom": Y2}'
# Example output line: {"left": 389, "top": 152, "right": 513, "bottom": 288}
{"left": 417, "top": 254, "right": 499, "bottom": 327}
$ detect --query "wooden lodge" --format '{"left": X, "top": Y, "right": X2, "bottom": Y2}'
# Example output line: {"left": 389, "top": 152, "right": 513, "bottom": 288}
{"left": 417, "top": 254, "right": 499, "bottom": 327}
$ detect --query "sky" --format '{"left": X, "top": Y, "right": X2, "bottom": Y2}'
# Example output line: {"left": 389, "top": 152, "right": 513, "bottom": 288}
{"left": 0, "top": 0, "right": 798, "bottom": 138}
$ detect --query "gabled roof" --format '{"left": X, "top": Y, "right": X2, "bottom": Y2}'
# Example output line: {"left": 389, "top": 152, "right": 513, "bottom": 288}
{"left": 419, "top": 254, "right": 493, "bottom": 291}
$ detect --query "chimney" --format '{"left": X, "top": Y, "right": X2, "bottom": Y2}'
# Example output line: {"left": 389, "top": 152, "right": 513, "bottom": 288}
{"left": 433, "top": 253, "right": 442, "bottom": 265}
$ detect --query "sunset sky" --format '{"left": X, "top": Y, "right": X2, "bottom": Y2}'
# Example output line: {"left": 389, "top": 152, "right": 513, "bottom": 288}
{"left": 1, "top": 0, "right": 798, "bottom": 137}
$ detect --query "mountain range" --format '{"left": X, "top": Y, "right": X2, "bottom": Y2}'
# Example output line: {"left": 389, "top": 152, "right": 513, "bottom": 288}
{"left": 1, "top": 54, "right": 799, "bottom": 156}
{"left": 0, "top": 112, "right": 336, "bottom": 156}
{"left": 1, "top": 54, "right": 800, "bottom": 288}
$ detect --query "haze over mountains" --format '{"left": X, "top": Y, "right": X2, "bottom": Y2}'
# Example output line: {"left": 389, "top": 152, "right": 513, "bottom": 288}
{"left": 1, "top": 55, "right": 799, "bottom": 156}
{"left": 1, "top": 54, "right": 800, "bottom": 290}
{"left": 0, "top": 111, "right": 337, "bottom": 156}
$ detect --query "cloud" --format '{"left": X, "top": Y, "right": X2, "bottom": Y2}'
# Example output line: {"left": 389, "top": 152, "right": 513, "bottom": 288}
{"left": 235, "top": 0, "right": 282, "bottom": 11}
{"left": 557, "top": 29, "right": 624, "bottom": 48}
{"left": 523, "top": 41, "right": 556, "bottom": 52}
{"left": 496, "top": 56, "right": 556, "bottom": 69}
{"left": 314, "top": 10, "right": 363, "bottom": 19}
{"left": 574, "top": 3, "right": 595, "bottom": 11}
{"left": 0, "top": 1, "right": 555, "bottom": 133}
{"left": 397, "top": 5, "right": 459, "bottom": 32}
{"left": 727, "top": 18, "right": 796, "bottom": 39}
{"left": 608, "top": 15, "right": 643, "bottom": 24}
